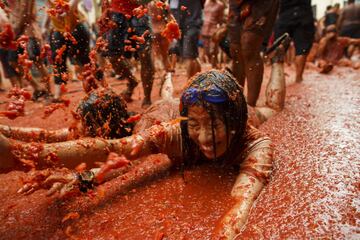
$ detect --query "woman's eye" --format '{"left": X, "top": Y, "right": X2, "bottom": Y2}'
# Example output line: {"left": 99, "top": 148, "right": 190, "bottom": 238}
{"left": 213, "top": 121, "right": 223, "bottom": 129}
{"left": 188, "top": 122, "right": 200, "bottom": 129}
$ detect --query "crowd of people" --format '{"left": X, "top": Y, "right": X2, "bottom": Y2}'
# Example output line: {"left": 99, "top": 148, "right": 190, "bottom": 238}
{"left": 0, "top": 0, "right": 359, "bottom": 239}
{"left": 0, "top": 0, "right": 358, "bottom": 104}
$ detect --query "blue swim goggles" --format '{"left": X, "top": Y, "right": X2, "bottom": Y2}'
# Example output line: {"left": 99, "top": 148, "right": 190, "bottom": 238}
{"left": 181, "top": 85, "right": 228, "bottom": 105}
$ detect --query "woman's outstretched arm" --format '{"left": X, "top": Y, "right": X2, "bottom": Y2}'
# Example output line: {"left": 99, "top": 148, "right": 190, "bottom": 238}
{"left": 0, "top": 122, "right": 182, "bottom": 171}
{"left": 0, "top": 124, "right": 70, "bottom": 142}
{"left": 213, "top": 138, "right": 273, "bottom": 239}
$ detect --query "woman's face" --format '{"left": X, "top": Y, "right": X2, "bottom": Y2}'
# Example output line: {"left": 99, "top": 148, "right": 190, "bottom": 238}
{"left": 187, "top": 105, "right": 230, "bottom": 159}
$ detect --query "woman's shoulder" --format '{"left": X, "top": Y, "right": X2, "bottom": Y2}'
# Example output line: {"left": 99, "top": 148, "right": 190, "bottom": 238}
{"left": 244, "top": 123, "right": 271, "bottom": 145}
{"left": 237, "top": 123, "right": 272, "bottom": 162}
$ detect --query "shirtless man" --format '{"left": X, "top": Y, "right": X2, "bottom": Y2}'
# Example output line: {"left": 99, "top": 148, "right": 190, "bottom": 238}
{"left": 317, "top": 25, "right": 360, "bottom": 73}
{"left": 228, "top": 0, "right": 279, "bottom": 107}
{"left": 201, "top": 0, "right": 225, "bottom": 68}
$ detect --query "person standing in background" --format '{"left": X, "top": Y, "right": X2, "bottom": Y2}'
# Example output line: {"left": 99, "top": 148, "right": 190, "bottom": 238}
{"left": 274, "top": 0, "right": 315, "bottom": 83}
{"left": 201, "top": 0, "right": 225, "bottom": 68}
{"left": 228, "top": 0, "right": 279, "bottom": 106}
{"left": 169, "top": 0, "right": 204, "bottom": 79}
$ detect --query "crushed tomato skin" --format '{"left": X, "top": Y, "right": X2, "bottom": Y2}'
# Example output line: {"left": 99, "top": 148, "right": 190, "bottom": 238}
{"left": 95, "top": 153, "right": 130, "bottom": 183}
{"left": 42, "top": 102, "right": 69, "bottom": 119}
{"left": 161, "top": 21, "right": 181, "bottom": 42}
{"left": 47, "top": 0, "right": 70, "bottom": 18}
{"left": 0, "top": 24, "right": 17, "bottom": 50}
{"left": 126, "top": 114, "right": 142, "bottom": 123}
{"left": 0, "top": 88, "right": 32, "bottom": 120}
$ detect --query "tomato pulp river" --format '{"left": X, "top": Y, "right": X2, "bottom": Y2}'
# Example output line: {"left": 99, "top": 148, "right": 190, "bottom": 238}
{"left": 0, "top": 66, "right": 359, "bottom": 239}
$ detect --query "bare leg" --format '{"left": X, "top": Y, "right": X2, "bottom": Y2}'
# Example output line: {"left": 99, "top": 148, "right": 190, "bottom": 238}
{"left": 210, "top": 43, "right": 219, "bottom": 69}
{"left": 35, "top": 62, "right": 51, "bottom": 92}
{"left": 0, "top": 133, "right": 14, "bottom": 170}
{"left": 295, "top": 55, "right": 307, "bottom": 83}
{"left": 9, "top": 76, "right": 22, "bottom": 87}
{"left": 156, "top": 36, "right": 175, "bottom": 98}
{"left": 157, "top": 36, "right": 172, "bottom": 72}
{"left": 255, "top": 41, "right": 287, "bottom": 123}
{"left": 230, "top": 43, "right": 246, "bottom": 87}
{"left": 139, "top": 47, "right": 155, "bottom": 108}
{"left": 265, "top": 62, "right": 286, "bottom": 111}
{"left": 170, "top": 53, "right": 177, "bottom": 70}
{"left": 185, "top": 58, "right": 201, "bottom": 79}
{"left": 109, "top": 55, "right": 138, "bottom": 101}
{"left": 241, "top": 31, "right": 265, "bottom": 107}
{"left": 0, "top": 71, "right": 3, "bottom": 91}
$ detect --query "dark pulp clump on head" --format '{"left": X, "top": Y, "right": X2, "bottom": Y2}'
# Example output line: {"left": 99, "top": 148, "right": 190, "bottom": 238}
{"left": 180, "top": 70, "right": 248, "bottom": 165}
{"left": 77, "top": 88, "right": 133, "bottom": 139}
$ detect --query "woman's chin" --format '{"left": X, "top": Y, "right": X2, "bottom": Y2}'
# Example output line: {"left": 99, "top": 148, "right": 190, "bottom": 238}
{"left": 201, "top": 150, "right": 225, "bottom": 160}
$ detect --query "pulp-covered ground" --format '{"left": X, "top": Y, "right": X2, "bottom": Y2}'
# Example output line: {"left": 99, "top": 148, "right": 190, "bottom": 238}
{"left": 0, "top": 63, "right": 359, "bottom": 239}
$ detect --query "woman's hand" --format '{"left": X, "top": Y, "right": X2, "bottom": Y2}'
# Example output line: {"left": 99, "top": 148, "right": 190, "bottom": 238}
{"left": 18, "top": 168, "right": 79, "bottom": 197}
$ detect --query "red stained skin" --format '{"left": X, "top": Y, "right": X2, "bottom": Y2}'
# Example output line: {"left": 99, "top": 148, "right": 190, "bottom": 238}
{"left": 55, "top": 45, "right": 67, "bottom": 64}
{"left": 132, "top": 6, "right": 148, "bottom": 19}
{"left": 10, "top": 142, "right": 44, "bottom": 169}
{"left": 0, "top": 24, "right": 16, "bottom": 50}
{"left": 95, "top": 153, "right": 130, "bottom": 183}
{"left": 42, "top": 101, "right": 70, "bottom": 119}
{"left": 0, "top": 88, "right": 31, "bottom": 120}
{"left": 240, "top": 3, "right": 251, "bottom": 20}
{"left": 47, "top": 0, "right": 70, "bottom": 17}
{"left": 63, "top": 32, "right": 77, "bottom": 45}
{"left": 0, "top": 66, "right": 357, "bottom": 239}
{"left": 126, "top": 114, "right": 142, "bottom": 123}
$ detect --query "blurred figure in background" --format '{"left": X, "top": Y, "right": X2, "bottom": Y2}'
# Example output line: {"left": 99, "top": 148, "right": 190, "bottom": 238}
{"left": 274, "top": 0, "right": 315, "bottom": 83}
{"left": 169, "top": 0, "right": 204, "bottom": 79}
{"left": 228, "top": 0, "right": 279, "bottom": 106}
{"left": 201, "top": 0, "right": 225, "bottom": 68}
{"left": 317, "top": 24, "right": 360, "bottom": 73}
{"left": 4, "top": 0, "right": 50, "bottom": 100}
{"left": 338, "top": 0, "right": 360, "bottom": 58}
{"left": 100, "top": 0, "right": 154, "bottom": 108}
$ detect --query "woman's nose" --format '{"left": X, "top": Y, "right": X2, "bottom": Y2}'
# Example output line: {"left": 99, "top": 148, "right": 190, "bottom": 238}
{"left": 198, "top": 126, "right": 213, "bottom": 146}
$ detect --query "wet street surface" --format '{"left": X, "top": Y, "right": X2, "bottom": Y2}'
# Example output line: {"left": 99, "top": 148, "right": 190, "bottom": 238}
{"left": 0, "top": 66, "right": 359, "bottom": 239}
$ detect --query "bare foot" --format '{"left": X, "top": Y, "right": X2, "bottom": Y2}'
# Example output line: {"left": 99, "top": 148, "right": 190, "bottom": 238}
{"left": 319, "top": 64, "right": 333, "bottom": 74}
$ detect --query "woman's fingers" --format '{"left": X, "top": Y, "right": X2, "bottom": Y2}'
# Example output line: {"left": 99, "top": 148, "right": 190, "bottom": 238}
{"left": 43, "top": 173, "right": 74, "bottom": 186}
{"left": 130, "top": 139, "right": 144, "bottom": 157}
{"left": 46, "top": 182, "right": 64, "bottom": 196}
{"left": 18, "top": 182, "right": 38, "bottom": 194}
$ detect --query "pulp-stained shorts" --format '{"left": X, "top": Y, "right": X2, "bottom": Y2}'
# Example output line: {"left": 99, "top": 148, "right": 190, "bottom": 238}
{"left": 102, "top": 11, "right": 152, "bottom": 59}
{"left": 340, "top": 24, "right": 360, "bottom": 39}
{"left": 0, "top": 48, "right": 18, "bottom": 78}
{"left": 168, "top": 24, "right": 201, "bottom": 59}
{"left": 50, "top": 23, "right": 91, "bottom": 84}
{"left": 177, "top": 25, "right": 201, "bottom": 59}
{"left": 228, "top": 0, "right": 279, "bottom": 45}
{"left": 274, "top": 20, "right": 315, "bottom": 56}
